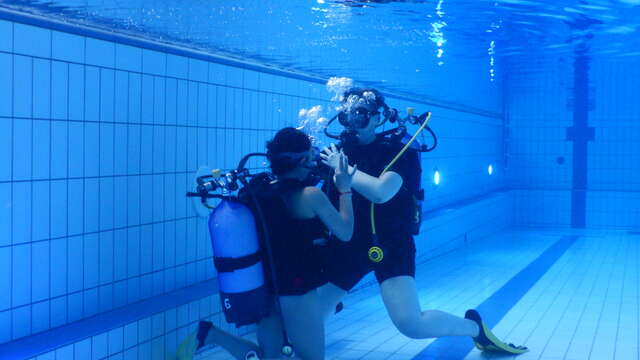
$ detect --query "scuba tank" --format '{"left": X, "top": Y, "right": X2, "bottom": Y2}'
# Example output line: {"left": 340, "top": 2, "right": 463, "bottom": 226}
{"left": 188, "top": 166, "right": 272, "bottom": 328}
{"left": 209, "top": 194, "right": 271, "bottom": 327}
{"left": 187, "top": 162, "right": 295, "bottom": 357}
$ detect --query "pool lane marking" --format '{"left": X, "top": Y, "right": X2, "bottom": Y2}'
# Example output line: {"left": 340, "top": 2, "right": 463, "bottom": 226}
{"left": 412, "top": 235, "right": 579, "bottom": 360}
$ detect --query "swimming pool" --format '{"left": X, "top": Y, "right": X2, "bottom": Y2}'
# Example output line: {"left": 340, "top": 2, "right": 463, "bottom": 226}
{"left": 0, "top": 1, "right": 639, "bottom": 359}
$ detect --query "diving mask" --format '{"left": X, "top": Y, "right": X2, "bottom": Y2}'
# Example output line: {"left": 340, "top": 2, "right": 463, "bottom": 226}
{"left": 337, "top": 107, "right": 380, "bottom": 129}
{"left": 271, "top": 147, "right": 319, "bottom": 169}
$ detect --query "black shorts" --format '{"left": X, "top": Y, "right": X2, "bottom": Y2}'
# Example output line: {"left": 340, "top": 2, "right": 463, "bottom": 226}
{"left": 265, "top": 257, "right": 328, "bottom": 296}
{"left": 323, "top": 236, "right": 416, "bottom": 291}
{"left": 263, "top": 247, "right": 328, "bottom": 296}
{"left": 274, "top": 274, "right": 328, "bottom": 296}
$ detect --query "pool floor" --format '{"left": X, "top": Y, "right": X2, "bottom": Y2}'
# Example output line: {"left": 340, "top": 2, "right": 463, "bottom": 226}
{"left": 196, "top": 229, "right": 639, "bottom": 360}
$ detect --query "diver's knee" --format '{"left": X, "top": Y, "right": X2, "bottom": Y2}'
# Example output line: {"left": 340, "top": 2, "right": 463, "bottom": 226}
{"left": 392, "top": 315, "right": 423, "bottom": 339}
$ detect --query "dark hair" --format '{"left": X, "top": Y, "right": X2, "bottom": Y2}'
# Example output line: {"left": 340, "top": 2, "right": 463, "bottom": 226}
{"left": 266, "top": 127, "right": 311, "bottom": 175}
{"left": 341, "top": 87, "right": 386, "bottom": 110}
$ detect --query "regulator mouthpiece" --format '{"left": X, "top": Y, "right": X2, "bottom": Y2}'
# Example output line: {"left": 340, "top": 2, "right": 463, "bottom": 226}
{"left": 339, "top": 129, "right": 360, "bottom": 151}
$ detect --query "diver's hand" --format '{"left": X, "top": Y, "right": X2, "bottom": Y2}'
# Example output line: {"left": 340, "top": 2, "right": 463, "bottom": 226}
{"left": 319, "top": 143, "right": 341, "bottom": 170}
{"left": 333, "top": 152, "right": 357, "bottom": 193}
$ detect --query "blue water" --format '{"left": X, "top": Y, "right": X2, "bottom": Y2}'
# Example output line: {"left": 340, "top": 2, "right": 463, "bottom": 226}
{"left": 1, "top": 1, "right": 639, "bottom": 359}
{"left": 2, "top": 0, "right": 640, "bottom": 100}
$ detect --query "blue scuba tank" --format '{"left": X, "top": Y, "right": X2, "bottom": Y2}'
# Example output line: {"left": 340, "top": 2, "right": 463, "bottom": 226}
{"left": 209, "top": 196, "right": 271, "bottom": 327}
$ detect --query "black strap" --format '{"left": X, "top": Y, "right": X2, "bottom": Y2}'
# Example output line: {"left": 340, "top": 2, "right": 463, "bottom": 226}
{"left": 214, "top": 252, "right": 262, "bottom": 273}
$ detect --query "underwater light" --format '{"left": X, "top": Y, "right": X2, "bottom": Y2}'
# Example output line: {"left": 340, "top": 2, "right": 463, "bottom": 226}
{"left": 434, "top": 169, "right": 441, "bottom": 185}
{"left": 488, "top": 164, "right": 493, "bottom": 175}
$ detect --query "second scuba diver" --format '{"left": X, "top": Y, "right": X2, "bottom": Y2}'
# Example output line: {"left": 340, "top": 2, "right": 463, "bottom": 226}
{"left": 177, "top": 127, "right": 356, "bottom": 360}
{"left": 316, "top": 88, "right": 528, "bottom": 354}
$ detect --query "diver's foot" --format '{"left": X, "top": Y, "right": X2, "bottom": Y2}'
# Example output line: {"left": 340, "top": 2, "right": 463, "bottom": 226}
{"left": 465, "top": 309, "right": 528, "bottom": 354}
{"left": 196, "top": 320, "right": 262, "bottom": 360}
{"left": 196, "top": 321, "right": 213, "bottom": 351}
{"left": 335, "top": 302, "right": 344, "bottom": 314}
{"left": 175, "top": 321, "right": 222, "bottom": 360}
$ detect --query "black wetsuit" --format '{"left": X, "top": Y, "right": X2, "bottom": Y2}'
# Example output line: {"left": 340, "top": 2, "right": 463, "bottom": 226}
{"left": 323, "top": 135, "right": 421, "bottom": 291}
{"left": 252, "top": 180, "right": 329, "bottom": 296}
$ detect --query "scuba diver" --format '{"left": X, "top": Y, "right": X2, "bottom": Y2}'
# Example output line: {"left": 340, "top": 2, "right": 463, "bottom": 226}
{"left": 177, "top": 127, "right": 356, "bottom": 360}
{"left": 315, "top": 88, "right": 528, "bottom": 354}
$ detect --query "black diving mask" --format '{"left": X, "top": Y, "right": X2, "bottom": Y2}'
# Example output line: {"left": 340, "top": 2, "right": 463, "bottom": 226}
{"left": 272, "top": 147, "right": 319, "bottom": 170}
{"left": 337, "top": 107, "right": 380, "bottom": 129}
{"left": 269, "top": 147, "right": 326, "bottom": 186}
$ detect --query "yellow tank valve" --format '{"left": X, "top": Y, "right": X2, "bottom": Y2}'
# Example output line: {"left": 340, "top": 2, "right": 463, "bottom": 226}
{"left": 211, "top": 169, "right": 222, "bottom": 178}
{"left": 407, "top": 107, "right": 415, "bottom": 116}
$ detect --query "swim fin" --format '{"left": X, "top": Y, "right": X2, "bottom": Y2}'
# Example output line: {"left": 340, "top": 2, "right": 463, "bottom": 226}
{"left": 176, "top": 333, "right": 198, "bottom": 360}
{"left": 465, "top": 309, "right": 528, "bottom": 355}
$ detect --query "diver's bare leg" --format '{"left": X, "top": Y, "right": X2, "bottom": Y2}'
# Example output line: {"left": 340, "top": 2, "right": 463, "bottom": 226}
{"left": 256, "top": 310, "right": 287, "bottom": 358}
{"left": 279, "top": 291, "right": 326, "bottom": 360}
{"left": 379, "top": 275, "right": 479, "bottom": 339}
{"left": 315, "top": 283, "right": 348, "bottom": 320}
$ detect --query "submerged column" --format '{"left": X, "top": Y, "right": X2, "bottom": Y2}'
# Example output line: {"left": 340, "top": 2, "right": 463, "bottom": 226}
{"left": 566, "top": 42, "right": 595, "bottom": 228}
